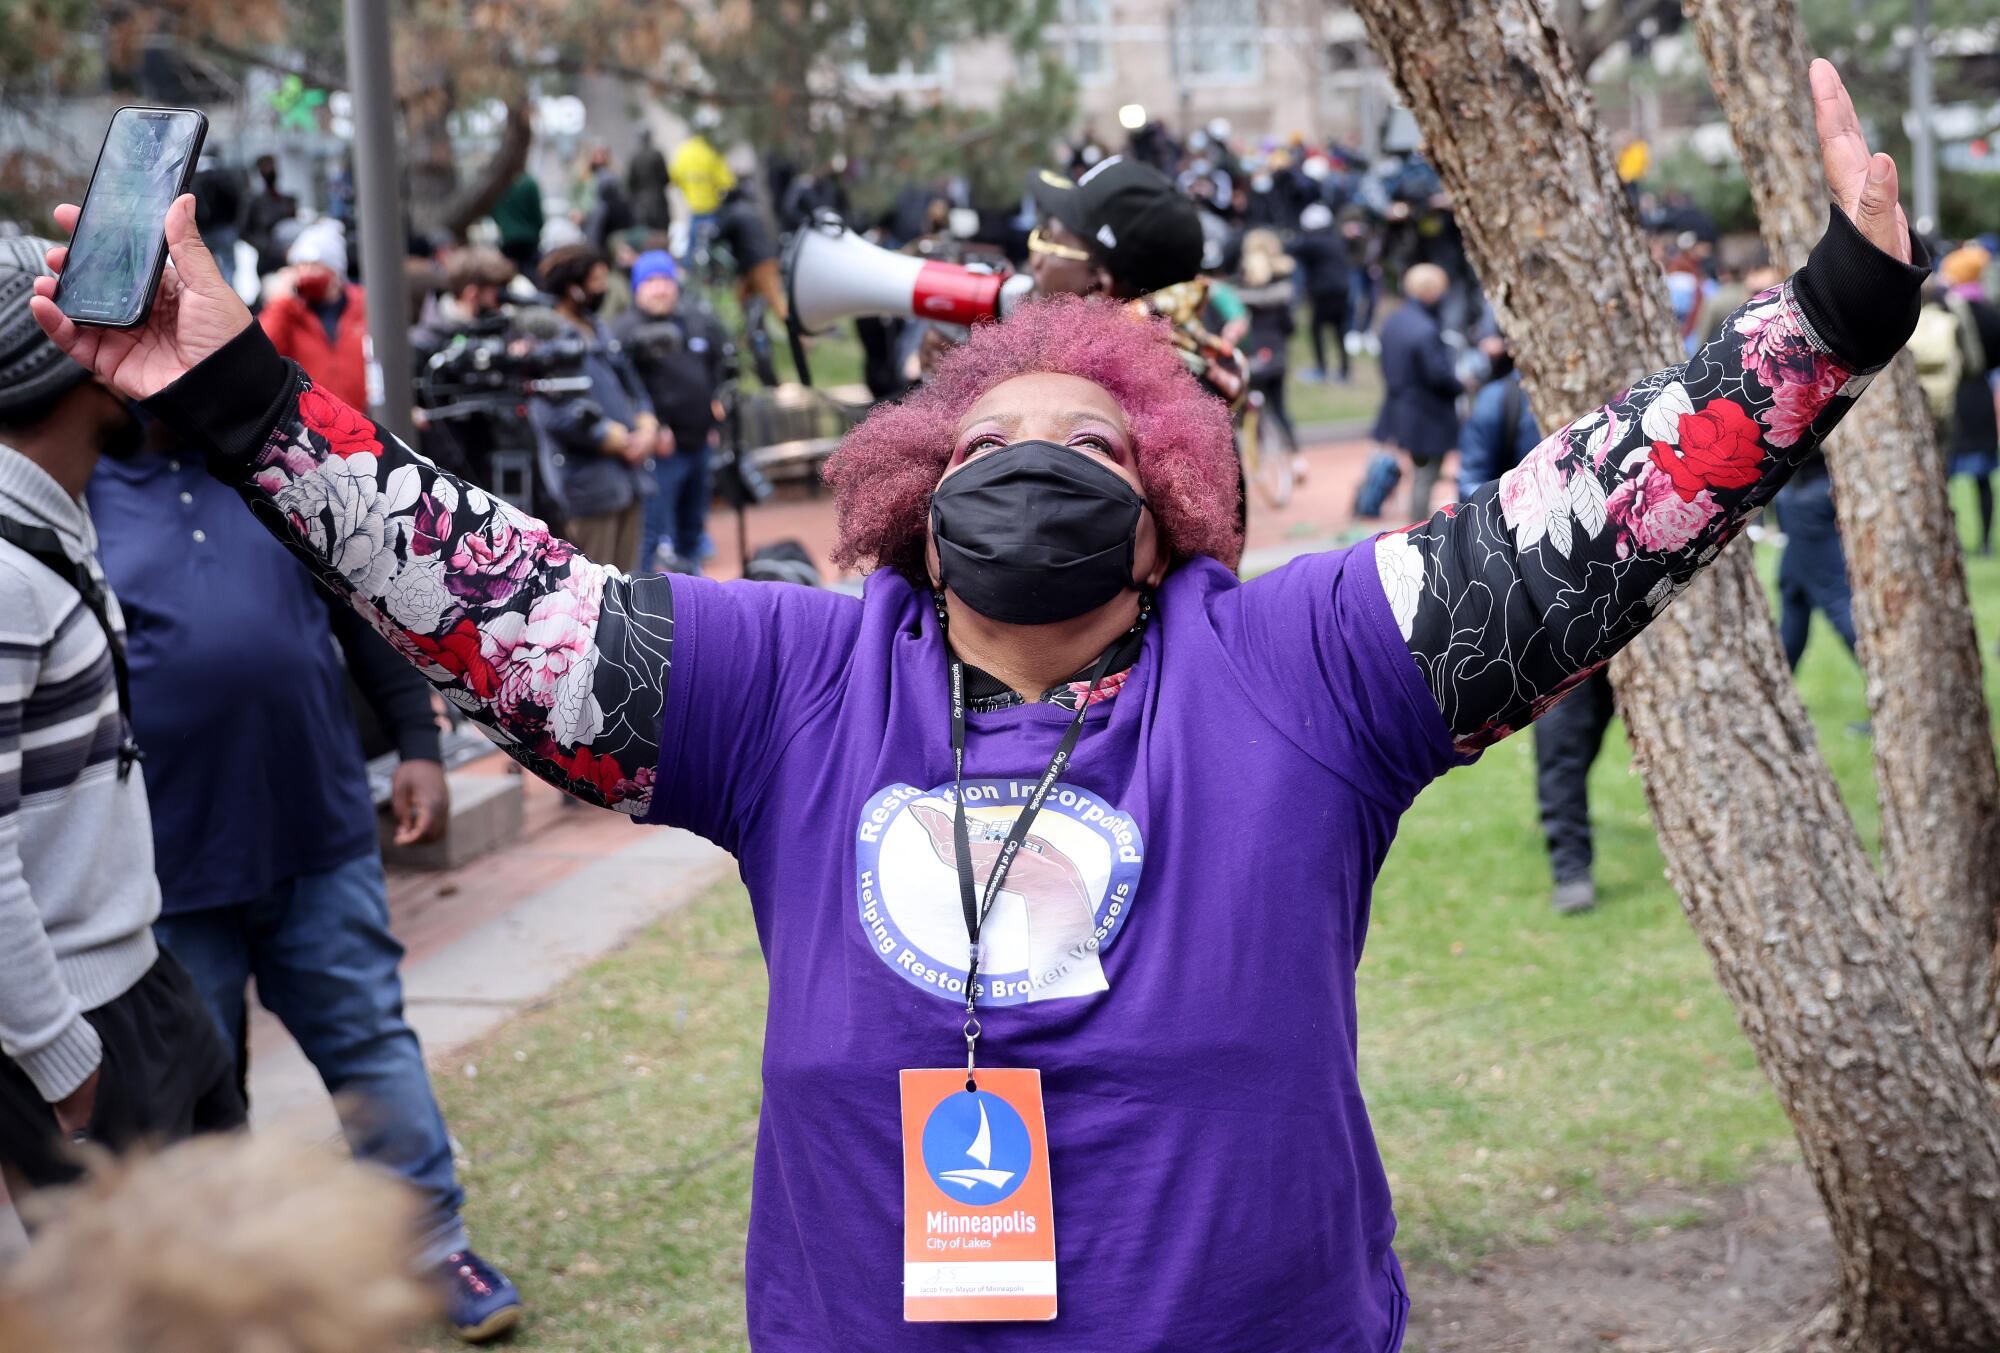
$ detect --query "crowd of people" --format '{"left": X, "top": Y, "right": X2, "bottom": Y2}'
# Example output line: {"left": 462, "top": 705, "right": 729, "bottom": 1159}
{"left": 0, "top": 65, "right": 1992, "bottom": 1351}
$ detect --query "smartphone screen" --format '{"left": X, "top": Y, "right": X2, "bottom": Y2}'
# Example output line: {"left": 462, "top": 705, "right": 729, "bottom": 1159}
{"left": 54, "top": 107, "right": 207, "bottom": 328}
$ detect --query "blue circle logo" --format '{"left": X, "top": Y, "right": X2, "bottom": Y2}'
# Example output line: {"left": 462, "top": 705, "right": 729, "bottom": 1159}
{"left": 921, "top": 1090, "right": 1032, "bottom": 1207}
{"left": 855, "top": 780, "right": 1147, "bottom": 1008}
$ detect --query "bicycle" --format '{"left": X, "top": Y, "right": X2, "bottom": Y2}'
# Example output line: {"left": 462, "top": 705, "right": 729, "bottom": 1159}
{"left": 1237, "top": 385, "right": 1296, "bottom": 512}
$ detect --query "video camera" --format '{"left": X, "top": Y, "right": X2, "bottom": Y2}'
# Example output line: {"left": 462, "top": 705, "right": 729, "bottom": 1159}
{"left": 419, "top": 323, "right": 594, "bottom": 402}
{"left": 414, "top": 317, "right": 594, "bottom": 519}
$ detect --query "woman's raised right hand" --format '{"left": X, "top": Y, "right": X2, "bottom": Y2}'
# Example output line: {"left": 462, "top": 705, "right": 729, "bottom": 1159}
{"left": 29, "top": 192, "right": 255, "bottom": 402}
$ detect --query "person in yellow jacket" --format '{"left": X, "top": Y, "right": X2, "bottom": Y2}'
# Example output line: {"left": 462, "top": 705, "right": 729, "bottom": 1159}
{"left": 669, "top": 131, "right": 735, "bottom": 267}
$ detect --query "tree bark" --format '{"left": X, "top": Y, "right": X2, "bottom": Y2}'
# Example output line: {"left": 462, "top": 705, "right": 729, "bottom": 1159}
{"left": 1682, "top": 0, "right": 2000, "bottom": 1086}
{"left": 401, "top": 65, "right": 459, "bottom": 243}
{"left": 442, "top": 98, "right": 533, "bottom": 242}
{"left": 1341, "top": 0, "right": 2000, "bottom": 1346}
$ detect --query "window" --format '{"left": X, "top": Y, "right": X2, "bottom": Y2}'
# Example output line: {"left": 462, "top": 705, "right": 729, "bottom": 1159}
{"left": 1176, "top": 0, "right": 1261, "bottom": 84}
{"left": 844, "top": 23, "right": 950, "bottom": 91}
{"left": 1051, "top": 0, "right": 1114, "bottom": 83}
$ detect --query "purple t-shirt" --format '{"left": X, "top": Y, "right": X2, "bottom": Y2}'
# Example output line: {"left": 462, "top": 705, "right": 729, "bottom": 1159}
{"left": 649, "top": 541, "right": 1457, "bottom": 1351}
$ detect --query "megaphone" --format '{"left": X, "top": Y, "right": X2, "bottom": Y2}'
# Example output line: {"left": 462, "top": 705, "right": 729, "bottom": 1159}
{"left": 784, "top": 212, "right": 1033, "bottom": 336}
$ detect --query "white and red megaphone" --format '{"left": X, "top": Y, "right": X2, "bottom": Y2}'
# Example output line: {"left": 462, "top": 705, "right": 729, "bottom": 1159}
{"left": 784, "top": 212, "right": 1033, "bottom": 335}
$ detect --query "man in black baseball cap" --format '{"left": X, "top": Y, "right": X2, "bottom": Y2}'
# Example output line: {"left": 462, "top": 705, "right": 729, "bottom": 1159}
{"left": 1027, "top": 156, "right": 1205, "bottom": 300}
{"left": 1024, "top": 155, "right": 1250, "bottom": 534}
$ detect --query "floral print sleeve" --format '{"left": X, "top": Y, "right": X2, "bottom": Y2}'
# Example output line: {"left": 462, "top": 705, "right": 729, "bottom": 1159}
{"left": 1374, "top": 208, "right": 1926, "bottom": 754}
{"left": 146, "top": 327, "right": 669, "bottom": 815}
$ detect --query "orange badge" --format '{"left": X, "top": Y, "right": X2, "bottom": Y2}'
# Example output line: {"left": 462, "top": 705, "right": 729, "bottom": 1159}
{"left": 900, "top": 1068, "right": 1058, "bottom": 1322}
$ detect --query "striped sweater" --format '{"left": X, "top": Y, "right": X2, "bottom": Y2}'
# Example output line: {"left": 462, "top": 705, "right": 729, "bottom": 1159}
{"left": 0, "top": 445, "right": 158, "bottom": 1103}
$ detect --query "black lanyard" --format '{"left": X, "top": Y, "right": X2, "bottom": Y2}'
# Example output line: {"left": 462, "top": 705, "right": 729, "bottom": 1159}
{"left": 937, "top": 594, "right": 1146, "bottom": 1090}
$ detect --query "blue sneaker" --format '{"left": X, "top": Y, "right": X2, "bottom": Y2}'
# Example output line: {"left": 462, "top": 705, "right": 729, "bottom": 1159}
{"left": 439, "top": 1249, "right": 522, "bottom": 1343}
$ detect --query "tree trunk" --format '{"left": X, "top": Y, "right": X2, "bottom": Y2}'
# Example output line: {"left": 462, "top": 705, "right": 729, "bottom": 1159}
{"left": 1341, "top": 0, "right": 2000, "bottom": 1346}
{"left": 401, "top": 66, "right": 460, "bottom": 242}
{"left": 442, "top": 98, "right": 533, "bottom": 242}
{"left": 1681, "top": 0, "right": 2000, "bottom": 1085}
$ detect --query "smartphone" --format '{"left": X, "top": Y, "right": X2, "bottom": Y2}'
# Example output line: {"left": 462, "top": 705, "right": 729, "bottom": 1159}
{"left": 53, "top": 106, "right": 208, "bottom": 328}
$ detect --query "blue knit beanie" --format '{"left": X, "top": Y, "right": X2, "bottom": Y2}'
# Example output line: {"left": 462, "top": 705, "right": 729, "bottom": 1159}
{"left": 631, "top": 250, "right": 678, "bottom": 289}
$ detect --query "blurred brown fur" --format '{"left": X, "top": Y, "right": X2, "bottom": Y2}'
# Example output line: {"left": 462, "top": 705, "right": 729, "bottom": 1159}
{"left": 0, "top": 1131, "right": 437, "bottom": 1352}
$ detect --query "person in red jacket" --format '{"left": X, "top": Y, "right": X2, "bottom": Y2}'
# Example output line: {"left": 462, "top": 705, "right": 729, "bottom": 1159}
{"left": 257, "top": 220, "right": 368, "bottom": 410}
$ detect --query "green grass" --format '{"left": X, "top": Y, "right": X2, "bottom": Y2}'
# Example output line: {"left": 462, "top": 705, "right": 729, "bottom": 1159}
{"left": 431, "top": 482, "right": 2000, "bottom": 1348}
{"left": 1286, "top": 328, "right": 1385, "bottom": 428}
{"left": 429, "top": 882, "right": 765, "bottom": 1352}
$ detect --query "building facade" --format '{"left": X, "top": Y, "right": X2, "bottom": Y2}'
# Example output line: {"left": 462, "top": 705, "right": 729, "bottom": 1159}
{"left": 862, "top": 1, "right": 1400, "bottom": 156}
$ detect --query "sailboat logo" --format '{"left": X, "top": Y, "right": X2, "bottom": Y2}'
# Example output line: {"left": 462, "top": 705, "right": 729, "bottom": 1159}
{"left": 938, "top": 1099, "right": 1015, "bottom": 1192}
{"left": 920, "top": 1090, "right": 1032, "bottom": 1206}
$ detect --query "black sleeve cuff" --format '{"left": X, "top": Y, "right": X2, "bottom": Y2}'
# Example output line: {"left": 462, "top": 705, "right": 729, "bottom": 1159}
{"left": 141, "top": 321, "right": 303, "bottom": 470}
{"left": 394, "top": 726, "right": 444, "bottom": 765}
{"left": 1791, "top": 204, "right": 1931, "bottom": 371}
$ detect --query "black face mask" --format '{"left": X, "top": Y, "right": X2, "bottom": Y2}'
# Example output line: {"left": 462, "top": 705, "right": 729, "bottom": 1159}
{"left": 930, "top": 440, "right": 1146, "bottom": 626}
{"left": 574, "top": 287, "right": 607, "bottom": 314}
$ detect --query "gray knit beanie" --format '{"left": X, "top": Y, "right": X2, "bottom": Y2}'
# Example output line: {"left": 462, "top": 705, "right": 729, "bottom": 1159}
{"left": 0, "top": 237, "right": 88, "bottom": 417}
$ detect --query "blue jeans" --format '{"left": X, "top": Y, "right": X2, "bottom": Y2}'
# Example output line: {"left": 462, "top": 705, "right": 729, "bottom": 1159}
{"left": 1348, "top": 266, "right": 1378, "bottom": 335}
{"left": 643, "top": 442, "right": 711, "bottom": 570}
{"left": 153, "top": 852, "right": 468, "bottom": 1264}
{"left": 683, "top": 211, "right": 717, "bottom": 268}
{"left": 1774, "top": 472, "right": 1856, "bottom": 670}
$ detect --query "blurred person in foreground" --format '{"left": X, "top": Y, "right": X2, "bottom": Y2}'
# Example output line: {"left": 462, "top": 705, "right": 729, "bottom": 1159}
{"left": 0, "top": 241, "right": 242, "bottom": 1199}
{"left": 1374, "top": 262, "right": 1462, "bottom": 519}
{"left": 27, "top": 61, "right": 1925, "bottom": 1347}
{"left": 0, "top": 1133, "right": 434, "bottom": 1352}
{"left": 614, "top": 250, "right": 730, "bottom": 573}
{"left": 1458, "top": 333, "right": 1610, "bottom": 914}
{"left": 533, "top": 244, "right": 659, "bottom": 571}
{"left": 259, "top": 219, "right": 369, "bottom": 411}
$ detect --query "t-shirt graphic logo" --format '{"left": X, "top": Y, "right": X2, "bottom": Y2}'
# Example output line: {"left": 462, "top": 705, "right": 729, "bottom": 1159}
{"left": 855, "top": 779, "right": 1145, "bottom": 1007}
{"left": 909, "top": 804, "right": 1096, "bottom": 969}
{"left": 921, "top": 1090, "right": 1031, "bottom": 1206}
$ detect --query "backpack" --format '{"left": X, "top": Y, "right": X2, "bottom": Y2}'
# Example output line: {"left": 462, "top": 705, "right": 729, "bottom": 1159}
{"left": 1912, "top": 297, "right": 1977, "bottom": 422}
{"left": 1353, "top": 449, "right": 1404, "bottom": 519}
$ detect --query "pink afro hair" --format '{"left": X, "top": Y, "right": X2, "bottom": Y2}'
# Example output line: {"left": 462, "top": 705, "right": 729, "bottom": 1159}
{"left": 823, "top": 294, "right": 1241, "bottom": 583}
